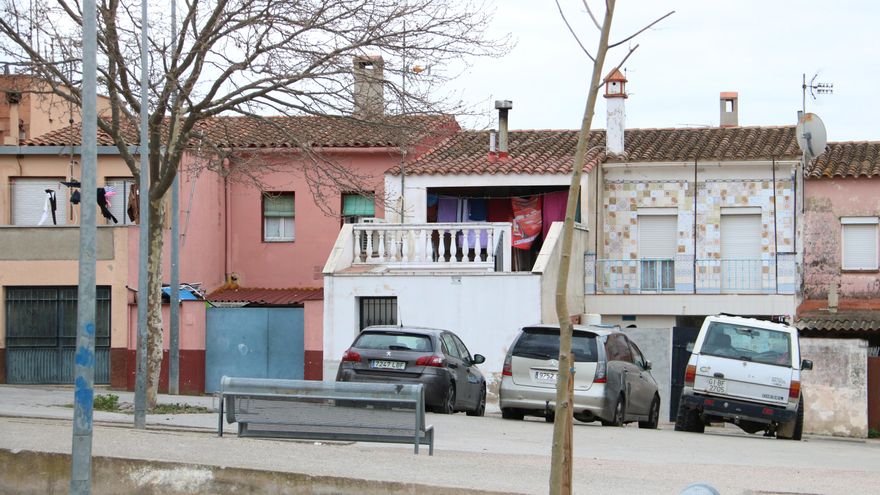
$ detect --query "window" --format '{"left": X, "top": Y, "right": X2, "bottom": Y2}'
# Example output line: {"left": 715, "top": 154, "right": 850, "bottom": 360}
{"left": 104, "top": 177, "right": 135, "bottom": 225}
{"left": 342, "top": 192, "right": 376, "bottom": 224}
{"left": 604, "top": 334, "right": 633, "bottom": 363}
{"left": 263, "top": 192, "right": 295, "bottom": 242}
{"left": 841, "top": 217, "right": 879, "bottom": 270}
{"left": 512, "top": 327, "right": 599, "bottom": 363}
{"left": 11, "top": 178, "right": 67, "bottom": 226}
{"left": 441, "top": 334, "right": 462, "bottom": 360}
{"left": 720, "top": 212, "right": 762, "bottom": 291}
{"left": 358, "top": 296, "right": 397, "bottom": 330}
{"left": 638, "top": 213, "right": 676, "bottom": 291}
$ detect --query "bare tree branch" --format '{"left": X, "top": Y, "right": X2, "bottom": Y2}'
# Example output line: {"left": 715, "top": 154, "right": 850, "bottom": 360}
{"left": 608, "top": 10, "right": 674, "bottom": 49}
{"left": 581, "top": 0, "right": 601, "bottom": 30}
{"left": 555, "top": 0, "right": 594, "bottom": 61}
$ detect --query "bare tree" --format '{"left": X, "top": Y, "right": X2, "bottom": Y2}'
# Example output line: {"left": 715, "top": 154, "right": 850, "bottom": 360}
{"left": 0, "top": 0, "right": 506, "bottom": 408}
{"left": 549, "top": 1, "right": 672, "bottom": 493}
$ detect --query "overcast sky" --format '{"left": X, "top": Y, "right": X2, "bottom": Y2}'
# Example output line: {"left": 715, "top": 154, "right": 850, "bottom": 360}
{"left": 447, "top": 0, "right": 876, "bottom": 143}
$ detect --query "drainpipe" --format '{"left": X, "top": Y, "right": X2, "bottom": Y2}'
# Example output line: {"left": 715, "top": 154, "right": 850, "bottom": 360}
{"left": 693, "top": 158, "right": 698, "bottom": 294}
{"left": 772, "top": 157, "right": 778, "bottom": 294}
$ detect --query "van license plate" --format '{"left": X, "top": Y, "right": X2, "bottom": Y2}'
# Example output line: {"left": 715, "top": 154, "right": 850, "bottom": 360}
{"left": 706, "top": 378, "right": 727, "bottom": 394}
{"left": 534, "top": 371, "right": 558, "bottom": 383}
{"left": 371, "top": 360, "right": 405, "bottom": 370}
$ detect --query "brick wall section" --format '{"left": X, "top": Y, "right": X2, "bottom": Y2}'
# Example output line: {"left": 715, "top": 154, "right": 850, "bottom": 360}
{"left": 801, "top": 337, "right": 868, "bottom": 438}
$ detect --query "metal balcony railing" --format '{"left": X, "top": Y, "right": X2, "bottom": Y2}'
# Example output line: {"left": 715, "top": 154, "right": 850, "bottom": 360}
{"left": 586, "top": 255, "right": 797, "bottom": 295}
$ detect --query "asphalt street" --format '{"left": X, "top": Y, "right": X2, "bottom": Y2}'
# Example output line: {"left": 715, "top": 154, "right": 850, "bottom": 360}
{"left": 1, "top": 385, "right": 879, "bottom": 494}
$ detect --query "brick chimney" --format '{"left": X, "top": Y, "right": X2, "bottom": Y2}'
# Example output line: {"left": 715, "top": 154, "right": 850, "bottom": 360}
{"left": 603, "top": 69, "right": 627, "bottom": 155}
{"left": 720, "top": 92, "right": 738, "bottom": 127}
{"left": 352, "top": 55, "right": 385, "bottom": 118}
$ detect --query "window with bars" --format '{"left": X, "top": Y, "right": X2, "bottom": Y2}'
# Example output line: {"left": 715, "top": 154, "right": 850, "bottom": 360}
{"left": 5, "top": 286, "right": 111, "bottom": 348}
{"left": 263, "top": 192, "right": 295, "bottom": 242}
{"left": 358, "top": 296, "right": 397, "bottom": 331}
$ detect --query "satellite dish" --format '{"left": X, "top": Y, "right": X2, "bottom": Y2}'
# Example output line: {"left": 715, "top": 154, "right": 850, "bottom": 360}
{"left": 796, "top": 112, "right": 827, "bottom": 159}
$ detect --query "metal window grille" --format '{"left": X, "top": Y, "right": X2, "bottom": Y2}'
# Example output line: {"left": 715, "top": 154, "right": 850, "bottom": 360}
{"left": 5, "top": 286, "right": 111, "bottom": 348}
{"left": 359, "top": 297, "right": 397, "bottom": 331}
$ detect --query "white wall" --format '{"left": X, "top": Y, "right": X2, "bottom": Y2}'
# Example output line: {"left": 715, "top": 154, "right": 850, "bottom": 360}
{"left": 323, "top": 272, "right": 542, "bottom": 392}
{"left": 801, "top": 338, "right": 868, "bottom": 438}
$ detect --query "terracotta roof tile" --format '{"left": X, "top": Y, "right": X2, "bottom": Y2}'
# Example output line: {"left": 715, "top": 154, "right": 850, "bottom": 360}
{"left": 398, "top": 126, "right": 803, "bottom": 176}
{"left": 806, "top": 141, "right": 880, "bottom": 178}
{"left": 207, "top": 287, "right": 323, "bottom": 305}
{"left": 23, "top": 114, "right": 458, "bottom": 149}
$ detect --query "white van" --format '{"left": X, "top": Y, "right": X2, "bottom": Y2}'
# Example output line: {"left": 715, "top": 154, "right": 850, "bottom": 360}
{"left": 674, "top": 314, "right": 813, "bottom": 440}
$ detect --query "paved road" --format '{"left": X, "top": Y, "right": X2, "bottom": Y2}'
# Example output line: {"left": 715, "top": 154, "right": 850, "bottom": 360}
{"left": 1, "top": 385, "right": 879, "bottom": 494}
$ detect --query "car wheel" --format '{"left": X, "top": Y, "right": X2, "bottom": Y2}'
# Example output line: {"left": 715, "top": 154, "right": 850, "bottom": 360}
{"left": 674, "top": 403, "right": 705, "bottom": 433}
{"left": 438, "top": 383, "right": 456, "bottom": 414}
{"left": 573, "top": 413, "right": 594, "bottom": 423}
{"left": 601, "top": 394, "right": 626, "bottom": 427}
{"left": 639, "top": 396, "right": 660, "bottom": 429}
{"left": 501, "top": 407, "right": 524, "bottom": 420}
{"left": 466, "top": 385, "right": 486, "bottom": 417}
{"left": 777, "top": 396, "right": 804, "bottom": 441}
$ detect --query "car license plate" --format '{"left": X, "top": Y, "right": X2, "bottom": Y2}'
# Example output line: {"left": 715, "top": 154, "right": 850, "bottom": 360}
{"left": 705, "top": 377, "right": 727, "bottom": 394}
{"left": 534, "top": 370, "right": 558, "bottom": 383}
{"left": 371, "top": 360, "right": 405, "bottom": 370}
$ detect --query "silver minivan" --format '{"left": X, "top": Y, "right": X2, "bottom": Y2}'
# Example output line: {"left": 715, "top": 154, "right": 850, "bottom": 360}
{"left": 498, "top": 324, "right": 660, "bottom": 428}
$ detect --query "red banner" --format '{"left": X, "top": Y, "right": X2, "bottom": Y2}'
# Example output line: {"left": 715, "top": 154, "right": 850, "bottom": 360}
{"left": 511, "top": 196, "right": 543, "bottom": 250}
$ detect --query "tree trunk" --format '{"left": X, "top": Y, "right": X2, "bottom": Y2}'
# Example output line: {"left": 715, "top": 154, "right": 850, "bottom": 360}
{"left": 145, "top": 194, "right": 166, "bottom": 409}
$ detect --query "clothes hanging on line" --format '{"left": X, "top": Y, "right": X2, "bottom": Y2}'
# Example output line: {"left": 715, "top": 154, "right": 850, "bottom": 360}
{"left": 127, "top": 183, "right": 139, "bottom": 223}
{"left": 37, "top": 189, "right": 57, "bottom": 226}
{"left": 97, "top": 188, "right": 118, "bottom": 224}
{"left": 542, "top": 190, "right": 568, "bottom": 240}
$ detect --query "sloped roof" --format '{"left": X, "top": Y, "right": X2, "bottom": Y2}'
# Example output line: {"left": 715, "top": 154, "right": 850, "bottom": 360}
{"left": 806, "top": 141, "right": 880, "bottom": 178}
{"left": 396, "top": 126, "right": 803, "bottom": 176}
{"left": 23, "top": 114, "right": 458, "bottom": 149}
{"left": 795, "top": 312, "right": 880, "bottom": 333}
{"left": 207, "top": 287, "right": 323, "bottom": 305}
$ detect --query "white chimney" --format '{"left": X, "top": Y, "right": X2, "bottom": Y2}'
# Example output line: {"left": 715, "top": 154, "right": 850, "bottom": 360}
{"left": 720, "top": 92, "right": 738, "bottom": 127}
{"left": 603, "top": 69, "right": 627, "bottom": 155}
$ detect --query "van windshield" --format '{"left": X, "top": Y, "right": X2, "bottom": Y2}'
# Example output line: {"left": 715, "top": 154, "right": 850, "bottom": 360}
{"left": 512, "top": 328, "right": 599, "bottom": 362}
{"left": 701, "top": 322, "right": 792, "bottom": 366}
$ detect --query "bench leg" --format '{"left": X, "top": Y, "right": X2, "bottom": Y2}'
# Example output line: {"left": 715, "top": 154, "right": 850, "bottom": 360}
{"left": 218, "top": 396, "right": 224, "bottom": 437}
{"left": 429, "top": 428, "right": 434, "bottom": 456}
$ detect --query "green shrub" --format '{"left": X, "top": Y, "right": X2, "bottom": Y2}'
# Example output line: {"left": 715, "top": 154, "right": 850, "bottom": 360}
{"left": 869, "top": 428, "right": 879, "bottom": 439}
{"left": 93, "top": 394, "right": 120, "bottom": 412}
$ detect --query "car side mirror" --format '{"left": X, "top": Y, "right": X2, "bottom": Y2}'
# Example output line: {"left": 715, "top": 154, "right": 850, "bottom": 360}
{"left": 644, "top": 360, "right": 652, "bottom": 371}
{"left": 472, "top": 354, "right": 486, "bottom": 365}
{"left": 801, "top": 359, "right": 813, "bottom": 370}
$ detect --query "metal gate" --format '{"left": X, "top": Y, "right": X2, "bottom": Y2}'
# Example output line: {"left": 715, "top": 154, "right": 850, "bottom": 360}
{"left": 670, "top": 326, "right": 700, "bottom": 420}
{"left": 5, "top": 287, "right": 111, "bottom": 384}
{"left": 205, "top": 307, "right": 304, "bottom": 393}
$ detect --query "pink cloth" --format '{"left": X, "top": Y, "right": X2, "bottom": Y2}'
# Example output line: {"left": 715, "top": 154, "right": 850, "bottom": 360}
{"left": 542, "top": 190, "right": 568, "bottom": 239}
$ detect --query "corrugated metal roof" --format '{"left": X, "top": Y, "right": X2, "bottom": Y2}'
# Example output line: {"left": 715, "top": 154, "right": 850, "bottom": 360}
{"left": 206, "top": 287, "right": 323, "bottom": 306}
{"left": 795, "top": 311, "right": 880, "bottom": 332}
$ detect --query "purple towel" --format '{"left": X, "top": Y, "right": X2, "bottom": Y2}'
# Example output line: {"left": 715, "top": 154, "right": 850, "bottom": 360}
{"left": 542, "top": 190, "right": 568, "bottom": 239}
{"left": 438, "top": 197, "right": 458, "bottom": 222}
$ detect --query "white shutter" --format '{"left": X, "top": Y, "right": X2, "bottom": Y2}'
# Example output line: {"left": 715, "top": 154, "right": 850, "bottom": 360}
{"left": 12, "top": 178, "right": 67, "bottom": 226}
{"left": 842, "top": 223, "right": 878, "bottom": 270}
{"left": 104, "top": 178, "right": 134, "bottom": 225}
{"left": 638, "top": 215, "right": 677, "bottom": 258}
{"left": 721, "top": 214, "right": 761, "bottom": 259}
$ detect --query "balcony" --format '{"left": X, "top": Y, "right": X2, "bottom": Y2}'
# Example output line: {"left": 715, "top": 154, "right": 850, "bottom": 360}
{"left": 586, "top": 254, "right": 797, "bottom": 295}
{"left": 324, "top": 222, "right": 513, "bottom": 273}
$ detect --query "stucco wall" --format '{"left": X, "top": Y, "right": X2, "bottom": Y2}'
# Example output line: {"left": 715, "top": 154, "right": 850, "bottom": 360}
{"left": 535, "top": 222, "right": 588, "bottom": 323}
{"left": 803, "top": 177, "right": 880, "bottom": 299}
{"left": 801, "top": 337, "right": 868, "bottom": 438}
{"left": 323, "top": 272, "right": 542, "bottom": 393}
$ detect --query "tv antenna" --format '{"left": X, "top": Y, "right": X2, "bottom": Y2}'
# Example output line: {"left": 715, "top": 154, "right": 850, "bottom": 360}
{"left": 802, "top": 73, "right": 833, "bottom": 113}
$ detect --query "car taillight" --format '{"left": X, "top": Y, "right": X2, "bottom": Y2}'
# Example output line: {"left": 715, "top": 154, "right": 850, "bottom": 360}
{"left": 788, "top": 379, "right": 800, "bottom": 400}
{"left": 341, "top": 349, "right": 361, "bottom": 362}
{"left": 502, "top": 354, "right": 512, "bottom": 376}
{"left": 684, "top": 364, "right": 696, "bottom": 386}
{"left": 593, "top": 361, "right": 607, "bottom": 384}
{"left": 416, "top": 355, "right": 445, "bottom": 367}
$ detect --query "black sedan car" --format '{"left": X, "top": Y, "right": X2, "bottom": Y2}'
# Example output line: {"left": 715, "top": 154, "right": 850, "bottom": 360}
{"left": 336, "top": 326, "right": 486, "bottom": 416}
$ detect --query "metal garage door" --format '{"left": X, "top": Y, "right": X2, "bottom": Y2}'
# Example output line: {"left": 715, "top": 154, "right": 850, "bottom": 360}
{"left": 5, "top": 287, "right": 111, "bottom": 384}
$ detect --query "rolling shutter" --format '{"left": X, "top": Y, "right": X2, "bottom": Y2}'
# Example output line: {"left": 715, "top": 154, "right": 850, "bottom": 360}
{"left": 104, "top": 178, "right": 135, "bottom": 225}
{"left": 12, "top": 178, "right": 67, "bottom": 226}
{"left": 638, "top": 215, "right": 677, "bottom": 258}
{"left": 842, "top": 223, "right": 878, "bottom": 270}
{"left": 721, "top": 214, "right": 761, "bottom": 259}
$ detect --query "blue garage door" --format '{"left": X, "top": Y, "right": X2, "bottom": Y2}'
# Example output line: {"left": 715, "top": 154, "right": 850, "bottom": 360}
{"left": 205, "top": 307, "right": 304, "bottom": 393}
{"left": 5, "top": 286, "right": 111, "bottom": 384}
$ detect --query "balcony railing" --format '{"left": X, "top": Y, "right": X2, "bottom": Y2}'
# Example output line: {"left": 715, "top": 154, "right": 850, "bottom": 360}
{"left": 585, "top": 254, "right": 797, "bottom": 295}
{"left": 352, "top": 222, "right": 512, "bottom": 271}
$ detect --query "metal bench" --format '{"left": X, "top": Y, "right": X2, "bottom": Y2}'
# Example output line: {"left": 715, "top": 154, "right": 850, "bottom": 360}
{"left": 218, "top": 376, "right": 435, "bottom": 455}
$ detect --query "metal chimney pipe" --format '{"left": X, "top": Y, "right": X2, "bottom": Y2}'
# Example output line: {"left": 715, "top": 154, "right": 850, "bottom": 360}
{"left": 495, "top": 100, "right": 512, "bottom": 155}
{"left": 489, "top": 131, "right": 497, "bottom": 152}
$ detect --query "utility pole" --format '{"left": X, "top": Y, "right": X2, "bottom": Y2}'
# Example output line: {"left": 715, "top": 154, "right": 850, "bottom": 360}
{"left": 70, "top": 0, "right": 97, "bottom": 491}
{"left": 134, "top": 0, "right": 150, "bottom": 428}
{"left": 169, "top": 0, "right": 180, "bottom": 396}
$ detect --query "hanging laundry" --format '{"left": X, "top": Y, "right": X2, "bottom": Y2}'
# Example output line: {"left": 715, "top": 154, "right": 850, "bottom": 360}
{"left": 70, "top": 190, "right": 81, "bottom": 205}
{"left": 511, "top": 196, "right": 543, "bottom": 250}
{"left": 542, "top": 190, "right": 569, "bottom": 240}
{"left": 437, "top": 197, "right": 458, "bottom": 223}
{"left": 487, "top": 198, "right": 513, "bottom": 223}
{"left": 127, "top": 183, "right": 139, "bottom": 223}
{"left": 97, "top": 188, "right": 118, "bottom": 224}
{"left": 37, "top": 189, "right": 57, "bottom": 226}
{"left": 467, "top": 199, "right": 487, "bottom": 221}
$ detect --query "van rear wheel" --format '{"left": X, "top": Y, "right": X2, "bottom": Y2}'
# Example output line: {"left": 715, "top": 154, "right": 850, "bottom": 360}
{"left": 777, "top": 396, "right": 804, "bottom": 440}
{"left": 674, "top": 403, "right": 704, "bottom": 433}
